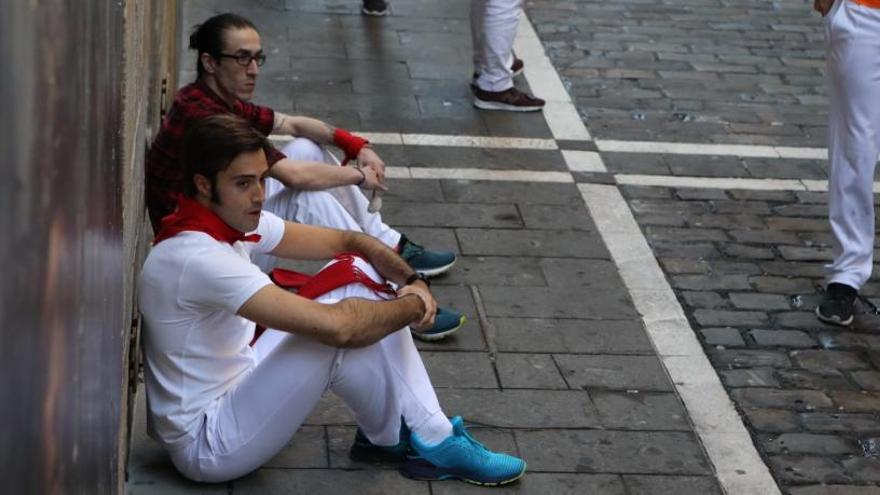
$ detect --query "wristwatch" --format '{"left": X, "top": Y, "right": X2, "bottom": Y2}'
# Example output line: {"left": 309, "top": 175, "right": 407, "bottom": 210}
{"left": 404, "top": 272, "right": 431, "bottom": 287}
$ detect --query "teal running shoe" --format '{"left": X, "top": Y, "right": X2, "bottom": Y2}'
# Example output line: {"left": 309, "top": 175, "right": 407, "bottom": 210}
{"left": 412, "top": 307, "right": 465, "bottom": 342}
{"left": 398, "top": 235, "right": 457, "bottom": 278}
{"left": 349, "top": 421, "right": 410, "bottom": 463}
{"left": 400, "top": 416, "right": 526, "bottom": 486}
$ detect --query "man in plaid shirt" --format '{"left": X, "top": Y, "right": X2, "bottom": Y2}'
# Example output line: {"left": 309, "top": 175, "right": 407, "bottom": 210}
{"left": 146, "top": 13, "right": 464, "bottom": 341}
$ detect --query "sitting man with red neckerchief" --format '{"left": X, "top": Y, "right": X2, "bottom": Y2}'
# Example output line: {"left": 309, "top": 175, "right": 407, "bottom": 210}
{"left": 138, "top": 114, "right": 526, "bottom": 487}
{"left": 147, "top": 13, "right": 462, "bottom": 341}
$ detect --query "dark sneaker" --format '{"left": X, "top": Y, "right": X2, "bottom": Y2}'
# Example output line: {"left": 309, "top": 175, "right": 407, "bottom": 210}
{"left": 412, "top": 307, "right": 465, "bottom": 341}
{"left": 362, "top": 0, "right": 388, "bottom": 16}
{"left": 398, "top": 235, "right": 457, "bottom": 277}
{"left": 471, "top": 57, "right": 525, "bottom": 82}
{"left": 350, "top": 422, "right": 410, "bottom": 463}
{"left": 472, "top": 87, "right": 545, "bottom": 112}
{"left": 401, "top": 416, "right": 526, "bottom": 486}
{"left": 816, "top": 282, "right": 858, "bottom": 327}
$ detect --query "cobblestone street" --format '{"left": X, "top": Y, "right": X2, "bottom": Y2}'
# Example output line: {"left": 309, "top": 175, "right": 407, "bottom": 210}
{"left": 127, "top": 1, "right": 880, "bottom": 494}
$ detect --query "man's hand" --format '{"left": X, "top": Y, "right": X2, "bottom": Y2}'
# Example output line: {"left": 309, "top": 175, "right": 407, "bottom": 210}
{"left": 814, "top": 0, "right": 834, "bottom": 16}
{"left": 356, "top": 147, "right": 386, "bottom": 186}
{"left": 398, "top": 281, "right": 437, "bottom": 330}
{"left": 358, "top": 165, "right": 388, "bottom": 193}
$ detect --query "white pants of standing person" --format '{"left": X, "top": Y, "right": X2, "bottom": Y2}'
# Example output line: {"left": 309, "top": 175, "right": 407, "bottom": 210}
{"left": 471, "top": 0, "right": 522, "bottom": 92}
{"left": 825, "top": 0, "right": 880, "bottom": 290}
{"left": 253, "top": 138, "right": 401, "bottom": 273}
{"left": 168, "top": 258, "right": 453, "bottom": 483}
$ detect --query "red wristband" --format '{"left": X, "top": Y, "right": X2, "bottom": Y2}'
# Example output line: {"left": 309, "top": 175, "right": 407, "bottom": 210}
{"left": 333, "top": 128, "right": 369, "bottom": 165}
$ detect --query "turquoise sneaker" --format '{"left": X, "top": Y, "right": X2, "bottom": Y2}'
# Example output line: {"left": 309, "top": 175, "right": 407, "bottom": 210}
{"left": 412, "top": 307, "right": 465, "bottom": 342}
{"left": 349, "top": 421, "right": 410, "bottom": 463}
{"left": 400, "top": 416, "right": 526, "bottom": 486}
{"left": 398, "top": 235, "right": 457, "bottom": 278}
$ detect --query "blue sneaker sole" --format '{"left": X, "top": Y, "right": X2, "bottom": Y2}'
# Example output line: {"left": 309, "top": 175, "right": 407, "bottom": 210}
{"left": 412, "top": 258, "right": 456, "bottom": 278}
{"left": 411, "top": 315, "right": 465, "bottom": 342}
{"left": 400, "top": 458, "right": 526, "bottom": 486}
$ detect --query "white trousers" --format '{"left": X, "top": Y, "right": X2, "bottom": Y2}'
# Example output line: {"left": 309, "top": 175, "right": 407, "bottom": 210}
{"left": 825, "top": 0, "right": 880, "bottom": 290}
{"left": 471, "top": 0, "right": 522, "bottom": 92}
{"left": 254, "top": 138, "right": 401, "bottom": 272}
{"left": 169, "top": 259, "right": 451, "bottom": 483}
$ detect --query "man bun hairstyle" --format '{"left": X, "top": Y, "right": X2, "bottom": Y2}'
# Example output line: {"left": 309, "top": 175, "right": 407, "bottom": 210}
{"left": 189, "top": 13, "right": 258, "bottom": 77}
{"left": 182, "top": 114, "right": 273, "bottom": 198}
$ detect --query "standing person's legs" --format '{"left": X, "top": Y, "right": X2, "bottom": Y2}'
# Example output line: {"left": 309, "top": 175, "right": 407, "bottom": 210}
{"left": 473, "top": 0, "right": 522, "bottom": 93}
{"left": 818, "top": 0, "right": 880, "bottom": 325}
{"left": 170, "top": 273, "right": 452, "bottom": 483}
{"left": 825, "top": 1, "right": 880, "bottom": 290}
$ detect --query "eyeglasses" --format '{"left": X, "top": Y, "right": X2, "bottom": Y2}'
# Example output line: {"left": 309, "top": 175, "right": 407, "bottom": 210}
{"left": 215, "top": 52, "right": 266, "bottom": 67}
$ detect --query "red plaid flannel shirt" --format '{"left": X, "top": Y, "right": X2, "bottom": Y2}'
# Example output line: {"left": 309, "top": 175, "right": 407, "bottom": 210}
{"left": 145, "top": 80, "right": 286, "bottom": 229}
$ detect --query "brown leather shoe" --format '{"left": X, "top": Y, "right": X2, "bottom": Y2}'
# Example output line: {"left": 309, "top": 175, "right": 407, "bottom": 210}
{"left": 472, "top": 86, "right": 545, "bottom": 112}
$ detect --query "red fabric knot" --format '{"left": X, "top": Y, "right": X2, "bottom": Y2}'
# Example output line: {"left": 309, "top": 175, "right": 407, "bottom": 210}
{"left": 153, "top": 196, "right": 262, "bottom": 246}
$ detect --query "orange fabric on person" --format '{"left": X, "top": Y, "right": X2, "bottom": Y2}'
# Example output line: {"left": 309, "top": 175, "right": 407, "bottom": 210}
{"left": 852, "top": 0, "right": 880, "bottom": 10}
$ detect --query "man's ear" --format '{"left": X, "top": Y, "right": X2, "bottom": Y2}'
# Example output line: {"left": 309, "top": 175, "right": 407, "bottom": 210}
{"left": 200, "top": 52, "right": 217, "bottom": 75}
{"left": 193, "top": 174, "right": 212, "bottom": 198}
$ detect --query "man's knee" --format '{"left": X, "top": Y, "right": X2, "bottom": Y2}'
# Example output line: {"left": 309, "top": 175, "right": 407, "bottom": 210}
{"left": 281, "top": 138, "right": 325, "bottom": 163}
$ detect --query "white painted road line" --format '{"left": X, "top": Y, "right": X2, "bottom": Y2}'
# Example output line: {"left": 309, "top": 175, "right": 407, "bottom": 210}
{"left": 579, "top": 184, "right": 782, "bottom": 495}
{"left": 406, "top": 167, "right": 573, "bottom": 182}
{"left": 562, "top": 150, "right": 607, "bottom": 173}
{"left": 616, "top": 174, "right": 808, "bottom": 191}
{"left": 514, "top": 17, "right": 592, "bottom": 141}
{"left": 597, "top": 139, "right": 827, "bottom": 160}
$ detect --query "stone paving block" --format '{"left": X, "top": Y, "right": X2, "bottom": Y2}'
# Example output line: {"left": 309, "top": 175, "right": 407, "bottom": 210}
{"left": 430, "top": 473, "right": 626, "bottom": 495}
{"left": 720, "top": 368, "right": 780, "bottom": 388}
{"left": 693, "top": 309, "right": 768, "bottom": 327}
{"left": 233, "top": 469, "right": 429, "bottom": 495}
{"left": 761, "top": 261, "right": 827, "bottom": 278}
{"left": 440, "top": 180, "right": 582, "bottom": 205}
{"left": 801, "top": 413, "right": 880, "bottom": 433}
{"left": 776, "top": 310, "right": 827, "bottom": 329}
{"left": 843, "top": 458, "right": 880, "bottom": 483}
{"left": 701, "top": 327, "right": 746, "bottom": 346}
{"left": 379, "top": 146, "right": 568, "bottom": 171}
{"left": 661, "top": 258, "right": 711, "bottom": 275}
{"left": 762, "top": 433, "right": 860, "bottom": 455}
{"left": 436, "top": 389, "right": 600, "bottom": 428}
{"left": 127, "top": 464, "right": 228, "bottom": 495}
{"left": 539, "top": 258, "right": 625, "bottom": 288}
{"left": 519, "top": 204, "right": 597, "bottom": 231}
{"left": 646, "top": 227, "right": 728, "bottom": 243}
{"left": 731, "top": 388, "right": 833, "bottom": 411}
{"left": 421, "top": 351, "right": 498, "bottom": 389}
{"left": 831, "top": 391, "right": 880, "bottom": 413}
{"left": 621, "top": 475, "right": 722, "bottom": 495}
{"left": 382, "top": 202, "right": 522, "bottom": 228}
{"left": 766, "top": 216, "right": 829, "bottom": 232}
{"left": 602, "top": 153, "right": 671, "bottom": 175}
{"left": 674, "top": 186, "right": 732, "bottom": 200}
{"left": 730, "top": 230, "right": 802, "bottom": 245}
{"left": 750, "top": 276, "right": 817, "bottom": 294}
{"left": 591, "top": 391, "right": 690, "bottom": 431}
{"left": 768, "top": 455, "right": 850, "bottom": 484}
{"left": 791, "top": 350, "right": 872, "bottom": 372}
{"left": 749, "top": 329, "right": 816, "bottom": 348}
{"left": 684, "top": 291, "right": 727, "bottom": 309}
{"left": 743, "top": 408, "right": 800, "bottom": 432}
{"left": 264, "top": 425, "right": 327, "bottom": 468}
{"left": 457, "top": 228, "right": 609, "bottom": 258}
{"left": 652, "top": 243, "right": 722, "bottom": 260}
{"left": 554, "top": 355, "right": 673, "bottom": 392}
{"left": 851, "top": 371, "right": 880, "bottom": 391}
{"left": 731, "top": 293, "right": 792, "bottom": 311}
{"left": 711, "top": 349, "right": 792, "bottom": 368}
{"left": 789, "top": 485, "right": 880, "bottom": 495}
{"left": 439, "top": 256, "right": 545, "bottom": 287}
{"left": 780, "top": 365, "right": 856, "bottom": 390}
{"left": 391, "top": 226, "right": 459, "bottom": 255}
{"left": 722, "top": 243, "right": 776, "bottom": 259}
{"left": 481, "top": 110, "right": 554, "bottom": 138}
{"left": 687, "top": 213, "right": 767, "bottom": 230}
{"left": 480, "top": 286, "right": 637, "bottom": 319}
{"left": 383, "top": 178, "right": 444, "bottom": 203}
{"left": 493, "top": 317, "right": 654, "bottom": 355}
{"left": 515, "top": 429, "right": 711, "bottom": 474}
{"left": 305, "top": 393, "right": 355, "bottom": 426}
{"left": 495, "top": 353, "right": 568, "bottom": 389}
{"left": 780, "top": 245, "right": 835, "bottom": 262}
{"left": 672, "top": 274, "right": 752, "bottom": 291}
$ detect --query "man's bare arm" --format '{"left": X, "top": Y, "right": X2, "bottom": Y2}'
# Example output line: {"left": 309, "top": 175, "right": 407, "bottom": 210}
{"left": 238, "top": 285, "right": 425, "bottom": 348}
{"left": 269, "top": 157, "right": 384, "bottom": 191}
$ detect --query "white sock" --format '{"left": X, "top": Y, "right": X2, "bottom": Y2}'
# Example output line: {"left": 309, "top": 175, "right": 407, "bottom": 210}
{"left": 412, "top": 413, "right": 453, "bottom": 447}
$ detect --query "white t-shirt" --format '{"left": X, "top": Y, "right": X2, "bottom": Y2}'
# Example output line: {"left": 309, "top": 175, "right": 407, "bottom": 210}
{"left": 138, "top": 211, "right": 285, "bottom": 449}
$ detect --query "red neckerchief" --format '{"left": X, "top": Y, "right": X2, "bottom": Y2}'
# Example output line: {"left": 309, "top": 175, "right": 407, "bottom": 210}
{"left": 153, "top": 196, "right": 262, "bottom": 246}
